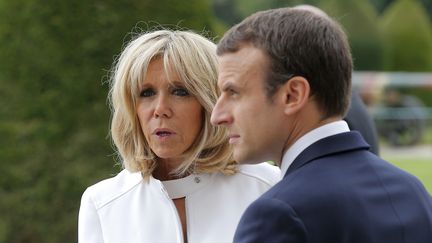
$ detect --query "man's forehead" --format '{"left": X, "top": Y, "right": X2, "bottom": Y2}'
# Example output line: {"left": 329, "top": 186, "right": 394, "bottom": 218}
{"left": 217, "top": 54, "right": 248, "bottom": 89}
{"left": 217, "top": 47, "right": 268, "bottom": 89}
{"left": 219, "top": 44, "right": 266, "bottom": 60}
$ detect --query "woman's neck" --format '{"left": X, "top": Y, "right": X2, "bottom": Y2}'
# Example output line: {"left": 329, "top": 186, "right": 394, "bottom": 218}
{"left": 153, "top": 158, "right": 189, "bottom": 181}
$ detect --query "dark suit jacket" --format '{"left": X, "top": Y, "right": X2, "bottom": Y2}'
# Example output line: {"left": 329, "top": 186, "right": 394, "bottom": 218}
{"left": 344, "top": 90, "right": 379, "bottom": 155}
{"left": 233, "top": 131, "right": 432, "bottom": 243}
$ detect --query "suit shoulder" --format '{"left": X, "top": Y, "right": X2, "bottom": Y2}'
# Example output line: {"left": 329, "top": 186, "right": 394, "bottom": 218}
{"left": 81, "top": 169, "right": 142, "bottom": 210}
{"left": 237, "top": 162, "right": 281, "bottom": 186}
{"left": 234, "top": 196, "right": 308, "bottom": 242}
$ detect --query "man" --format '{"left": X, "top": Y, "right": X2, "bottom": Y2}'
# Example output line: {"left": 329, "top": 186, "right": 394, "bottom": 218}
{"left": 211, "top": 7, "right": 432, "bottom": 243}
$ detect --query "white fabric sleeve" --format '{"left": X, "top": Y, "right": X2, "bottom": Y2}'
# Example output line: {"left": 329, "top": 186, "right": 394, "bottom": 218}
{"left": 78, "top": 188, "right": 104, "bottom": 243}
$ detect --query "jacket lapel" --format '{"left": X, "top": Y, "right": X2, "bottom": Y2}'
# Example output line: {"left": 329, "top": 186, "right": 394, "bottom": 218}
{"left": 285, "top": 131, "right": 370, "bottom": 177}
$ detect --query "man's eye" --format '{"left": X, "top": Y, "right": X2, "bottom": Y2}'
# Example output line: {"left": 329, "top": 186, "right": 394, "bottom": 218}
{"left": 140, "top": 88, "right": 155, "bottom": 97}
{"left": 222, "top": 85, "right": 238, "bottom": 97}
{"left": 173, "top": 88, "right": 189, "bottom": 96}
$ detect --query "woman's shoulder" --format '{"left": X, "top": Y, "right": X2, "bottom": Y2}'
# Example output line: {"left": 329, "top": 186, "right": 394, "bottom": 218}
{"left": 81, "top": 169, "right": 143, "bottom": 209}
{"left": 235, "top": 162, "right": 281, "bottom": 186}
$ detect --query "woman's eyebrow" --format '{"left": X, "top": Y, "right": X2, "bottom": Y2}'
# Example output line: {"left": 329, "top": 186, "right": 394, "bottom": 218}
{"left": 170, "top": 80, "right": 185, "bottom": 86}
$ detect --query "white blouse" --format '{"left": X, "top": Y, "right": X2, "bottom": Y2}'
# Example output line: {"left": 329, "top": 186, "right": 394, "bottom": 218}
{"left": 78, "top": 163, "right": 280, "bottom": 243}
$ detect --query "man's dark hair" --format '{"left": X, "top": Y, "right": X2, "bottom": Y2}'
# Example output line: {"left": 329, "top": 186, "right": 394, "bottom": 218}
{"left": 217, "top": 7, "right": 353, "bottom": 118}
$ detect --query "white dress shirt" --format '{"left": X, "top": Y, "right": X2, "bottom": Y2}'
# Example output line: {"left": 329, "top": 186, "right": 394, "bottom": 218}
{"left": 280, "top": 120, "right": 350, "bottom": 177}
{"left": 78, "top": 162, "right": 280, "bottom": 243}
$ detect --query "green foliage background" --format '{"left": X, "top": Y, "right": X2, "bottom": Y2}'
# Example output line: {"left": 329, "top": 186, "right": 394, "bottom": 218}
{"left": 381, "top": 0, "right": 432, "bottom": 71}
{"left": 320, "top": 0, "right": 384, "bottom": 70}
{"left": 0, "top": 0, "right": 431, "bottom": 242}
{"left": 0, "top": 0, "right": 221, "bottom": 242}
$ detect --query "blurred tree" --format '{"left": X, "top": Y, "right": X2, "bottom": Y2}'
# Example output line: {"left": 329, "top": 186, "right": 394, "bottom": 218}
{"left": 211, "top": 0, "right": 431, "bottom": 25}
{"left": 235, "top": 0, "right": 324, "bottom": 19}
{"left": 212, "top": 0, "right": 243, "bottom": 26}
{"left": 0, "top": 0, "right": 220, "bottom": 242}
{"left": 420, "top": 0, "right": 432, "bottom": 19}
{"left": 212, "top": 0, "right": 323, "bottom": 26}
{"left": 381, "top": 0, "right": 432, "bottom": 71}
{"left": 320, "top": 0, "right": 384, "bottom": 70}
{"left": 234, "top": 0, "right": 274, "bottom": 17}
{"left": 370, "top": 0, "right": 395, "bottom": 14}
{"left": 371, "top": 0, "right": 432, "bottom": 17}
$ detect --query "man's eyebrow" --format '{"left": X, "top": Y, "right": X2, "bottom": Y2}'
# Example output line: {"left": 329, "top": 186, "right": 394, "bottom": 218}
{"left": 221, "top": 80, "right": 243, "bottom": 92}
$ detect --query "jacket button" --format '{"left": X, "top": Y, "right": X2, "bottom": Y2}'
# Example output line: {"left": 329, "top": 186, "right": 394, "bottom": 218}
{"left": 194, "top": 177, "right": 201, "bottom": 183}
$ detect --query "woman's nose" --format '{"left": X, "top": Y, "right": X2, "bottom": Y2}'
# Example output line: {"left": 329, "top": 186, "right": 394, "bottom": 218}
{"left": 154, "top": 95, "right": 173, "bottom": 118}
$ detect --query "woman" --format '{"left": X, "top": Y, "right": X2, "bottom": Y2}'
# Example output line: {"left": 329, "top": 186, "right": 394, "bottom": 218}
{"left": 78, "top": 29, "right": 280, "bottom": 243}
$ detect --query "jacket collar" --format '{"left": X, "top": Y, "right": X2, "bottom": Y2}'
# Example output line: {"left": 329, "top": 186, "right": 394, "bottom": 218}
{"left": 280, "top": 121, "right": 350, "bottom": 176}
{"left": 160, "top": 173, "right": 212, "bottom": 199}
{"left": 284, "top": 131, "right": 370, "bottom": 178}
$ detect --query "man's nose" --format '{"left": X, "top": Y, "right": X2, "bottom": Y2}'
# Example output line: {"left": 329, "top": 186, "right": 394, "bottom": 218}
{"left": 211, "top": 98, "right": 231, "bottom": 126}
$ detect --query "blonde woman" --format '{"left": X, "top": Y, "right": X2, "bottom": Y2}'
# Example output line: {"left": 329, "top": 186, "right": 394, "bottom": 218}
{"left": 78, "top": 29, "right": 280, "bottom": 243}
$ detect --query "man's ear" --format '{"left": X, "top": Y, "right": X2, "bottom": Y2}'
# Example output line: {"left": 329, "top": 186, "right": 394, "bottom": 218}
{"left": 278, "top": 76, "right": 310, "bottom": 115}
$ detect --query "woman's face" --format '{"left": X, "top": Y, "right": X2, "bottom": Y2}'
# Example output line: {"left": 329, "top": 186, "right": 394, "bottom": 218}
{"left": 137, "top": 58, "right": 203, "bottom": 165}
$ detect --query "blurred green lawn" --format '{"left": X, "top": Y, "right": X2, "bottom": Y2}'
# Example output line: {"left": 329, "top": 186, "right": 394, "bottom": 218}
{"left": 380, "top": 123, "right": 432, "bottom": 194}
{"left": 387, "top": 158, "right": 432, "bottom": 194}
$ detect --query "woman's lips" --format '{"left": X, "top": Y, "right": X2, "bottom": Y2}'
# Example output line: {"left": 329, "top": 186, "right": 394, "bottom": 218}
{"left": 229, "top": 134, "right": 240, "bottom": 144}
{"left": 157, "top": 131, "right": 172, "bottom": 137}
{"left": 153, "top": 128, "right": 176, "bottom": 138}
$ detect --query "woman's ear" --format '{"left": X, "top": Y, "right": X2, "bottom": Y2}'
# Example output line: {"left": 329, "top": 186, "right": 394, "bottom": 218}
{"left": 279, "top": 76, "right": 310, "bottom": 115}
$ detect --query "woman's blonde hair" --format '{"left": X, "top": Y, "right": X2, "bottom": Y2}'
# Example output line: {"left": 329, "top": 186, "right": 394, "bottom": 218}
{"left": 109, "top": 29, "right": 236, "bottom": 179}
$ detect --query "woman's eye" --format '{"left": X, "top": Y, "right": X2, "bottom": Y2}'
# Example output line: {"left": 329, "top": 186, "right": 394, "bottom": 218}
{"left": 140, "top": 88, "right": 155, "bottom": 97}
{"left": 226, "top": 88, "right": 238, "bottom": 97}
{"left": 172, "top": 88, "right": 189, "bottom": 97}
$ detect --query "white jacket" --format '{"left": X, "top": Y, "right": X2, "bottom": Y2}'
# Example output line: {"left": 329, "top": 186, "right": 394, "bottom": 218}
{"left": 78, "top": 163, "right": 280, "bottom": 243}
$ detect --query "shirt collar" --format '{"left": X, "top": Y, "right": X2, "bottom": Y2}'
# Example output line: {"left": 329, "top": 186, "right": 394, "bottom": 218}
{"left": 160, "top": 173, "right": 211, "bottom": 199}
{"left": 280, "top": 120, "right": 350, "bottom": 177}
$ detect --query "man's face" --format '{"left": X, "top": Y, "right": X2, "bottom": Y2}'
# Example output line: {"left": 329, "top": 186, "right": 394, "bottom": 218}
{"left": 211, "top": 45, "right": 288, "bottom": 164}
